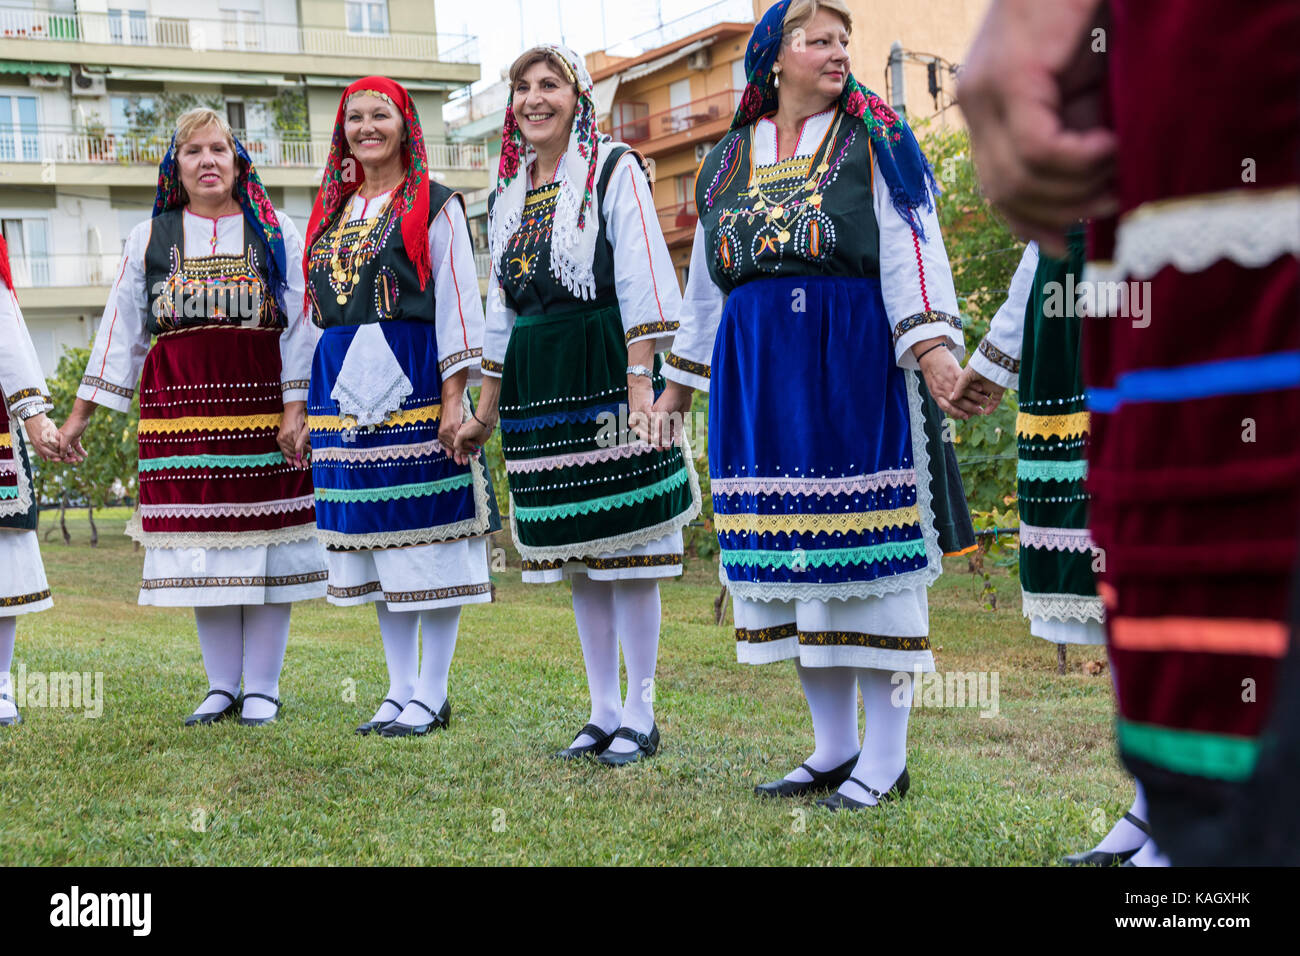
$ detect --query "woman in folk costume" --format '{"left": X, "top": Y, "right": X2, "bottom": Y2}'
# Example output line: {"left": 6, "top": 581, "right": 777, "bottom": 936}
{"left": 453, "top": 46, "right": 700, "bottom": 765}
{"left": 0, "top": 244, "right": 65, "bottom": 727}
{"left": 956, "top": 234, "right": 1164, "bottom": 865}
{"left": 304, "top": 77, "right": 495, "bottom": 738}
{"left": 60, "top": 108, "right": 326, "bottom": 727}
{"left": 654, "top": 0, "right": 976, "bottom": 808}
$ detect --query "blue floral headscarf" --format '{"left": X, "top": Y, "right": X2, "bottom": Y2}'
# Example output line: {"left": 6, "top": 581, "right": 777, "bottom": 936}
{"left": 152, "top": 129, "right": 289, "bottom": 312}
{"left": 735, "top": 0, "right": 940, "bottom": 238}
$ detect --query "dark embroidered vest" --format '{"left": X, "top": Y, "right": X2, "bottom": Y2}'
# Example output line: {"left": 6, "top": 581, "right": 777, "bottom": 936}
{"left": 490, "top": 145, "right": 639, "bottom": 316}
{"left": 143, "top": 209, "right": 284, "bottom": 336}
{"left": 307, "top": 182, "right": 457, "bottom": 328}
{"left": 694, "top": 108, "right": 881, "bottom": 295}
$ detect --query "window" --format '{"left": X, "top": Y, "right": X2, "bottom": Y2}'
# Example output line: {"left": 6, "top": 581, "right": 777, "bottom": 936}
{"left": 0, "top": 94, "right": 40, "bottom": 162}
{"left": 732, "top": 57, "right": 747, "bottom": 94}
{"left": 2, "top": 218, "right": 51, "bottom": 287}
{"left": 346, "top": 0, "right": 388, "bottom": 35}
{"left": 108, "top": 8, "right": 148, "bottom": 45}
{"left": 110, "top": 95, "right": 156, "bottom": 134}
{"left": 220, "top": 8, "right": 264, "bottom": 51}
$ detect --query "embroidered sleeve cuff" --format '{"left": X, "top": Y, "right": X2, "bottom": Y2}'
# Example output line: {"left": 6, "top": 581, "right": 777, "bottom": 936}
{"left": 438, "top": 348, "right": 482, "bottom": 381}
{"left": 280, "top": 380, "right": 311, "bottom": 405}
{"left": 77, "top": 376, "right": 135, "bottom": 414}
{"left": 892, "top": 311, "right": 964, "bottom": 369}
{"left": 969, "top": 338, "right": 1020, "bottom": 390}
{"left": 480, "top": 357, "right": 504, "bottom": 379}
{"left": 662, "top": 352, "right": 711, "bottom": 392}
{"left": 625, "top": 320, "right": 679, "bottom": 350}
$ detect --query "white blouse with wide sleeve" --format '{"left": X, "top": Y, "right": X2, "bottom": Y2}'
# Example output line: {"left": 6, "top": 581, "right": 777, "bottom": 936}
{"left": 969, "top": 242, "right": 1038, "bottom": 390}
{"left": 0, "top": 280, "right": 52, "bottom": 419}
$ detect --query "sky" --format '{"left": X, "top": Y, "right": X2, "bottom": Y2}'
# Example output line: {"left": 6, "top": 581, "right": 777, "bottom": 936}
{"left": 435, "top": 0, "right": 756, "bottom": 93}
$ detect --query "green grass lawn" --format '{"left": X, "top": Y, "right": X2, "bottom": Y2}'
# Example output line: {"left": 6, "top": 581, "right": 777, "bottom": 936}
{"left": 1, "top": 508, "right": 1129, "bottom": 865}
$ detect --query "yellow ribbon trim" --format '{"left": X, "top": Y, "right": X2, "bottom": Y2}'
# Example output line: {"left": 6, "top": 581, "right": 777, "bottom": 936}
{"left": 309, "top": 403, "right": 442, "bottom": 433}
{"left": 0, "top": 432, "right": 11, "bottom": 448}
{"left": 137, "top": 413, "right": 282, "bottom": 435}
{"left": 714, "top": 505, "right": 920, "bottom": 536}
{"left": 1017, "top": 410, "right": 1090, "bottom": 439}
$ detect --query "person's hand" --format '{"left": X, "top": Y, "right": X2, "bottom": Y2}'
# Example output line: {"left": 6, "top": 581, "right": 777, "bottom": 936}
{"left": 56, "top": 411, "right": 90, "bottom": 463}
{"left": 650, "top": 380, "right": 694, "bottom": 450}
{"left": 951, "top": 365, "right": 1007, "bottom": 415}
{"left": 23, "top": 412, "right": 63, "bottom": 462}
{"left": 453, "top": 415, "right": 491, "bottom": 465}
{"left": 626, "top": 377, "right": 655, "bottom": 446}
{"left": 917, "top": 344, "right": 973, "bottom": 420}
{"left": 957, "top": 0, "right": 1117, "bottom": 255}
{"left": 277, "top": 401, "right": 310, "bottom": 468}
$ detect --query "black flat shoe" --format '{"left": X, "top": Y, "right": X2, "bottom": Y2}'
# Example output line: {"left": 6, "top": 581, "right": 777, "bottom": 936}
{"left": 0, "top": 692, "right": 21, "bottom": 727}
{"left": 553, "top": 722, "right": 616, "bottom": 759}
{"left": 183, "top": 688, "right": 241, "bottom": 727}
{"left": 378, "top": 698, "right": 450, "bottom": 738}
{"left": 1062, "top": 813, "right": 1151, "bottom": 866}
{"left": 754, "top": 753, "right": 859, "bottom": 798}
{"left": 356, "top": 697, "right": 405, "bottom": 736}
{"left": 596, "top": 724, "right": 660, "bottom": 766}
{"left": 817, "top": 767, "right": 910, "bottom": 811}
{"left": 238, "top": 692, "right": 282, "bottom": 727}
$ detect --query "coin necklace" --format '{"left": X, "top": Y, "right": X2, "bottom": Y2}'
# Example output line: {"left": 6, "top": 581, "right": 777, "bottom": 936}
{"left": 329, "top": 192, "right": 392, "bottom": 306}
{"left": 744, "top": 111, "right": 842, "bottom": 243}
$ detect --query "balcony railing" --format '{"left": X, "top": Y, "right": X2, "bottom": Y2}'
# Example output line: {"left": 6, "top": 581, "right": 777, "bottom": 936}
{"left": 0, "top": 127, "right": 488, "bottom": 171}
{"left": 611, "top": 89, "right": 741, "bottom": 145}
{"left": 0, "top": 8, "right": 477, "bottom": 62}
{"left": 657, "top": 199, "right": 698, "bottom": 237}
{"left": 8, "top": 253, "right": 120, "bottom": 289}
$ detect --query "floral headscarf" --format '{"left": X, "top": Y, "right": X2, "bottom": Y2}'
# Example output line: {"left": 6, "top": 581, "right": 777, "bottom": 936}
{"left": 735, "top": 0, "right": 941, "bottom": 238}
{"left": 304, "top": 77, "right": 432, "bottom": 293}
{"left": 491, "top": 44, "right": 610, "bottom": 300}
{"left": 153, "top": 126, "right": 288, "bottom": 310}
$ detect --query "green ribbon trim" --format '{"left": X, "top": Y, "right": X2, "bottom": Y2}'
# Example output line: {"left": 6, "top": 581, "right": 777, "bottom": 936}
{"left": 139, "top": 452, "right": 288, "bottom": 472}
{"left": 0, "top": 486, "right": 18, "bottom": 499}
{"left": 315, "top": 473, "right": 474, "bottom": 503}
{"left": 513, "top": 468, "right": 689, "bottom": 522}
{"left": 1117, "top": 718, "right": 1259, "bottom": 782}
{"left": 1017, "top": 458, "right": 1088, "bottom": 483}
{"left": 720, "top": 539, "right": 927, "bottom": 569}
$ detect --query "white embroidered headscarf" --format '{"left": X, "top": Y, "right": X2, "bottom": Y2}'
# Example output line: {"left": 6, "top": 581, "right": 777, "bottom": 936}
{"left": 489, "top": 44, "right": 612, "bottom": 301}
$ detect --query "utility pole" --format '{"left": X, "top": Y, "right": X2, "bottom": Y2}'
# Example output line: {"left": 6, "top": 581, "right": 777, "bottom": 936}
{"left": 888, "top": 41, "right": 907, "bottom": 117}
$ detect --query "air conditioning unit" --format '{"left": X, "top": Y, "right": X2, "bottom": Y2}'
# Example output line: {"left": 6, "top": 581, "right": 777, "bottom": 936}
{"left": 686, "top": 49, "right": 711, "bottom": 70}
{"left": 28, "top": 74, "right": 64, "bottom": 89}
{"left": 694, "top": 141, "right": 715, "bottom": 162}
{"left": 71, "top": 66, "right": 107, "bottom": 98}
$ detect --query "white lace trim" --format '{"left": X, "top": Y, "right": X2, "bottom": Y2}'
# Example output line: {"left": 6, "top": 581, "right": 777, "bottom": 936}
{"left": 1022, "top": 591, "right": 1105, "bottom": 624}
{"left": 722, "top": 373, "right": 943, "bottom": 603}
{"left": 509, "top": 434, "right": 702, "bottom": 562}
{"left": 1019, "top": 523, "right": 1095, "bottom": 552}
{"left": 330, "top": 323, "right": 415, "bottom": 429}
{"left": 711, "top": 469, "right": 917, "bottom": 498}
{"left": 125, "top": 511, "right": 323, "bottom": 550}
{"left": 506, "top": 440, "right": 659, "bottom": 474}
{"left": 1113, "top": 186, "right": 1300, "bottom": 279}
{"left": 312, "top": 439, "right": 445, "bottom": 463}
{"left": 137, "top": 494, "right": 316, "bottom": 519}
{"left": 0, "top": 419, "right": 34, "bottom": 520}
{"left": 314, "top": 452, "right": 493, "bottom": 551}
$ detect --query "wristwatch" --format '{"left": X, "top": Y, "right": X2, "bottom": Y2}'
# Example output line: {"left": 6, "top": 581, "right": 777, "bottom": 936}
{"left": 626, "top": 365, "right": 653, "bottom": 379}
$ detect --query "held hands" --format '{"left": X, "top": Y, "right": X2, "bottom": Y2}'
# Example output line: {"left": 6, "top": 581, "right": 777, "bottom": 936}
{"left": 950, "top": 365, "right": 1007, "bottom": 416}
{"left": 649, "top": 379, "right": 693, "bottom": 450}
{"left": 54, "top": 412, "right": 90, "bottom": 464}
{"left": 452, "top": 414, "right": 491, "bottom": 465}
{"left": 626, "top": 377, "right": 656, "bottom": 446}
{"left": 916, "top": 341, "right": 977, "bottom": 420}
{"left": 23, "top": 413, "right": 67, "bottom": 463}
{"left": 278, "top": 401, "right": 311, "bottom": 468}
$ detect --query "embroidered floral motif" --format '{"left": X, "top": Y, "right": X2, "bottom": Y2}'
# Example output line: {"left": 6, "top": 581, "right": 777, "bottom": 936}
{"left": 891, "top": 310, "right": 962, "bottom": 344}
{"left": 978, "top": 338, "right": 1020, "bottom": 374}
{"left": 797, "top": 631, "right": 930, "bottom": 651}
{"left": 80, "top": 376, "right": 134, "bottom": 399}
{"left": 735, "top": 623, "right": 798, "bottom": 644}
{"left": 438, "top": 348, "right": 481, "bottom": 374}
{"left": 624, "top": 321, "right": 677, "bottom": 343}
{"left": 665, "top": 352, "right": 710, "bottom": 379}
{"left": 0, "top": 589, "right": 51, "bottom": 607}
{"left": 481, "top": 358, "right": 505, "bottom": 374}
{"left": 141, "top": 571, "right": 327, "bottom": 590}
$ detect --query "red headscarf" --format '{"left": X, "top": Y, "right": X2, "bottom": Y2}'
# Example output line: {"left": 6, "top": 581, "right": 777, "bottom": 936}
{"left": 303, "top": 76, "right": 431, "bottom": 293}
{"left": 0, "top": 235, "right": 13, "bottom": 294}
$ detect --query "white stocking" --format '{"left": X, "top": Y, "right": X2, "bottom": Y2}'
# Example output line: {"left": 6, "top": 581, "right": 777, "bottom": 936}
{"left": 193, "top": 605, "right": 243, "bottom": 714}
{"left": 783, "top": 663, "right": 859, "bottom": 782}
{"left": 605, "top": 579, "right": 662, "bottom": 754}
{"left": 837, "top": 667, "right": 912, "bottom": 804}
{"left": 240, "top": 603, "right": 291, "bottom": 720}
{"left": 394, "top": 606, "right": 460, "bottom": 724}
{"left": 568, "top": 574, "right": 622, "bottom": 747}
{"left": 0, "top": 617, "right": 16, "bottom": 720}
{"left": 374, "top": 603, "right": 419, "bottom": 724}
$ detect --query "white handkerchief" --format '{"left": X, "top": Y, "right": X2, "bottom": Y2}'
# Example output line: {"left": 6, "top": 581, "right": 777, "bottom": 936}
{"left": 330, "top": 323, "right": 413, "bottom": 427}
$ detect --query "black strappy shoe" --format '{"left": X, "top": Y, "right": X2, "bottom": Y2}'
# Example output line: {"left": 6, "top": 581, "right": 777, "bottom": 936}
{"left": 817, "top": 767, "right": 910, "bottom": 811}
{"left": 0, "top": 692, "right": 21, "bottom": 727}
{"left": 1063, "top": 812, "right": 1151, "bottom": 866}
{"left": 553, "top": 722, "right": 616, "bottom": 760}
{"left": 754, "top": 753, "right": 860, "bottom": 798}
{"left": 596, "top": 724, "right": 660, "bottom": 766}
{"left": 378, "top": 698, "right": 450, "bottom": 737}
{"left": 356, "top": 697, "right": 405, "bottom": 736}
{"left": 183, "top": 688, "right": 241, "bottom": 727}
{"left": 238, "top": 692, "right": 283, "bottom": 727}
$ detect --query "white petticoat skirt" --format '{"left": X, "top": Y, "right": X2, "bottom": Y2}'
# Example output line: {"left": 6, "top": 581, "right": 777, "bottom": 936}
{"left": 325, "top": 535, "right": 493, "bottom": 612}
{"left": 0, "top": 528, "right": 52, "bottom": 615}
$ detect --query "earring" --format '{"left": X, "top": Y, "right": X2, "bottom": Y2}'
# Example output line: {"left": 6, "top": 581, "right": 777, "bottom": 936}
{"left": 773, "top": 67, "right": 781, "bottom": 88}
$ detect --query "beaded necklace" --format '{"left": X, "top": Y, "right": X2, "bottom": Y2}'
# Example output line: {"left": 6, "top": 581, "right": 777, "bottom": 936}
{"left": 740, "top": 111, "right": 843, "bottom": 243}
{"left": 328, "top": 192, "right": 392, "bottom": 305}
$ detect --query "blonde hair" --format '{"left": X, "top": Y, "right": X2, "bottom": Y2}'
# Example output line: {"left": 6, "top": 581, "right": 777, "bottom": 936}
{"left": 507, "top": 46, "right": 578, "bottom": 92}
{"left": 174, "top": 107, "right": 238, "bottom": 152}
{"left": 782, "top": 0, "right": 853, "bottom": 38}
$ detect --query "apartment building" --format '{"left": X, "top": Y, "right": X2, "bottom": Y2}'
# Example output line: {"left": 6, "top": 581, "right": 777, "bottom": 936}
{"left": 0, "top": 0, "right": 486, "bottom": 373}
